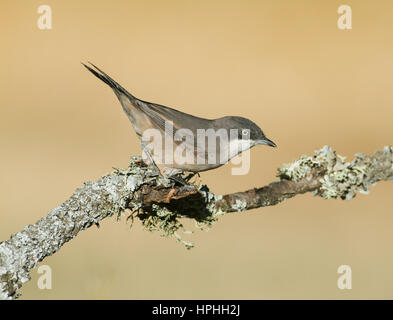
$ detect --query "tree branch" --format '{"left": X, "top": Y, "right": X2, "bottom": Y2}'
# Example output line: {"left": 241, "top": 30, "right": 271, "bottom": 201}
{"left": 0, "top": 146, "right": 392, "bottom": 299}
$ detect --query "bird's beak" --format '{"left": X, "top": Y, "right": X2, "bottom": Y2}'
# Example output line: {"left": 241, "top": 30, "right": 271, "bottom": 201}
{"left": 257, "top": 138, "right": 277, "bottom": 147}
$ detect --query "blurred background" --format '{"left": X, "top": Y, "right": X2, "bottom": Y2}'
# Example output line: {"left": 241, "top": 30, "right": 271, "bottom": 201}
{"left": 1, "top": 0, "right": 392, "bottom": 299}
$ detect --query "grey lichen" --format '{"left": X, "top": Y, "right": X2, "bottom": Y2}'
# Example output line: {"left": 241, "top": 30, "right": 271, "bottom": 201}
{"left": 319, "top": 146, "right": 393, "bottom": 200}
{"left": 0, "top": 156, "right": 147, "bottom": 299}
{"left": 279, "top": 145, "right": 393, "bottom": 200}
{"left": 232, "top": 199, "right": 248, "bottom": 212}
{"left": 278, "top": 145, "right": 334, "bottom": 182}
{"left": 133, "top": 183, "right": 219, "bottom": 250}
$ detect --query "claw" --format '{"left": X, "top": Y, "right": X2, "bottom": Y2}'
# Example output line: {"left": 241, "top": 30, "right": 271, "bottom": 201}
{"left": 184, "top": 172, "right": 199, "bottom": 182}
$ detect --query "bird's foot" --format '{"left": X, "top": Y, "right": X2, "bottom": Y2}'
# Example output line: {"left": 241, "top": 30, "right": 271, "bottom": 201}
{"left": 162, "top": 168, "right": 200, "bottom": 186}
{"left": 140, "top": 159, "right": 165, "bottom": 179}
{"left": 168, "top": 174, "right": 189, "bottom": 186}
{"left": 168, "top": 172, "right": 201, "bottom": 186}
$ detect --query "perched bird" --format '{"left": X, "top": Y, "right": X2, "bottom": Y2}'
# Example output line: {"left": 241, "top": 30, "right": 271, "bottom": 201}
{"left": 83, "top": 62, "right": 276, "bottom": 181}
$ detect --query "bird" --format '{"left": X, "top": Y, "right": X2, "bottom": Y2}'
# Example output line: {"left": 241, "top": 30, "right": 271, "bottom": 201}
{"left": 82, "top": 62, "right": 276, "bottom": 182}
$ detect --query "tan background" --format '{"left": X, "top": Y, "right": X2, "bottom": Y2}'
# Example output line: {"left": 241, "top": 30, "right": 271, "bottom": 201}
{"left": 1, "top": 0, "right": 392, "bottom": 299}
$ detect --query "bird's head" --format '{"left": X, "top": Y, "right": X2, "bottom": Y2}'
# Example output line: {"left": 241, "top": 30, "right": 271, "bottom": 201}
{"left": 219, "top": 116, "right": 277, "bottom": 148}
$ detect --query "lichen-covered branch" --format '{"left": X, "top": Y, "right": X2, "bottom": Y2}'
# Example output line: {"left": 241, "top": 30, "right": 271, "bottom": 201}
{"left": 215, "top": 146, "right": 393, "bottom": 212}
{"left": 1, "top": 146, "right": 392, "bottom": 299}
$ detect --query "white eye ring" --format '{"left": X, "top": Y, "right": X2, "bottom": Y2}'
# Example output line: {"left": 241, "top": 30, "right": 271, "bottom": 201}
{"left": 241, "top": 129, "right": 249, "bottom": 136}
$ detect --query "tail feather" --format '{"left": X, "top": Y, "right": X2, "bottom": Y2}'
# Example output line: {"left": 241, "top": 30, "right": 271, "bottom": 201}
{"left": 82, "top": 62, "right": 135, "bottom": 99}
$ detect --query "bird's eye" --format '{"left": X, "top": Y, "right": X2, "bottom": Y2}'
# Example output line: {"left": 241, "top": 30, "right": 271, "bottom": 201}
{"left": 241, "top": 129, "right": 249, "bottom": 136}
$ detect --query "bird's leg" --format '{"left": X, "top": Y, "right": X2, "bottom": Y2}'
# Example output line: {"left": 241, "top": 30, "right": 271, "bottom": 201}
{"left": 141, "top": 144, "right": 162, "bottom": 177}
{"left": 168, "top": 174, "right": 188, "bottom": 186}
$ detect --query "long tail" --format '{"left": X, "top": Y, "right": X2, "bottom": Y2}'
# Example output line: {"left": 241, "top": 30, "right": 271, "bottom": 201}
{"left": 82, "top": 62, "right": 180, "bottom": 134}
{"left": 82, "top": 62, "right": 135, "bottom": 100}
